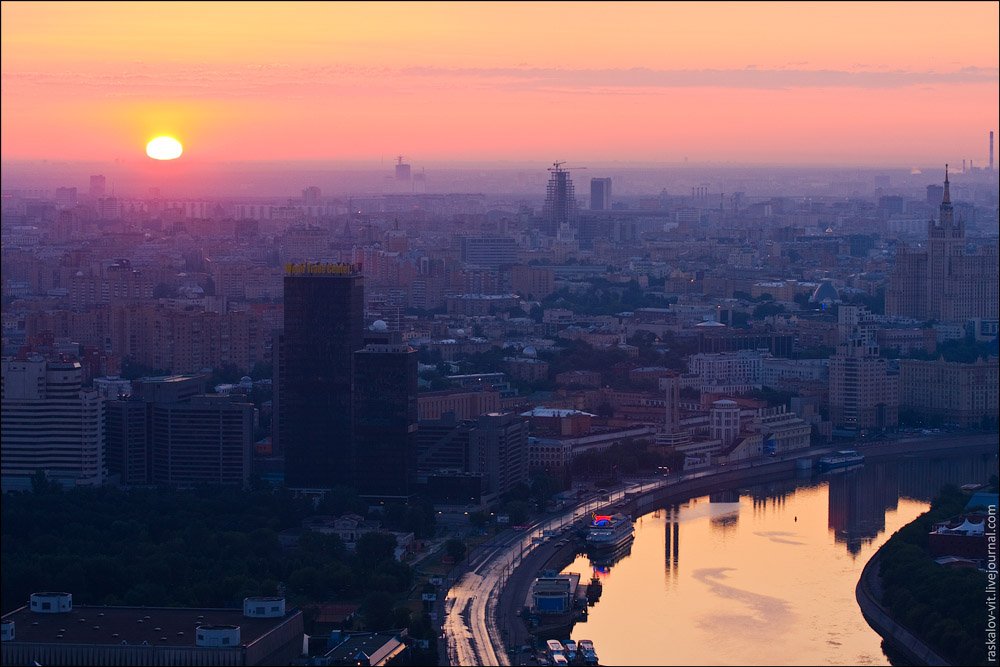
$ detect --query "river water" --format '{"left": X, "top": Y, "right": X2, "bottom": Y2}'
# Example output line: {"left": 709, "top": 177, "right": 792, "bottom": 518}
{"left": 563, "top": 450, "right": 997, "bottom": 666}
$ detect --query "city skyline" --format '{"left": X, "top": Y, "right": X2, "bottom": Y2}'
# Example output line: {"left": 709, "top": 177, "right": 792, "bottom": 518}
{"left": 2, "top": 2, "right": 998, "bottom": 169}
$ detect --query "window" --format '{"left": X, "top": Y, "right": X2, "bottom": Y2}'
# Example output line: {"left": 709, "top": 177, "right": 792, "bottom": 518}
{"left": 255, "top": 606, "right": 264, "bottom": 614}
{"left": 42, "top": 602, "right": 51, "bottom": 610}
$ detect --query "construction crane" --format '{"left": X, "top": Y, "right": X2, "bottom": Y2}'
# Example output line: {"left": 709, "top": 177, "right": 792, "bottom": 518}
{"left": 548, "top": 161, "right": 587, "bottom": 172}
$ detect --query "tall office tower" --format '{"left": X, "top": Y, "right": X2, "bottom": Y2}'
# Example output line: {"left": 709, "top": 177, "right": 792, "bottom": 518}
{"left": 590, "top": 177, "right": 612, "bottom": 211}
{"left": 990, "top": 131, "right": 994, "bottom": 172}
{"left": 353, "top": 341, "right": 418, "bottom": 498}
{"left": 471, "top": 412, "right": 529, "bottom": 499}
{"left": 395, "top": 155, "right": 411, "bottom": 182}
{"left": 829, "top": 306, "right": 897, "bottom": 432}
{"left": 89, "top": 174, "right": 106, "bottom": 198}
{"left": 151, "top": 395, "right": 254, "bottom": 487}
{"left": 281, "top": 263, "right": 364, "bottom": 489}
{"left": 542, "top": 162, "right": 577, "bottom": 235}
{"left": 887, "top": 168, "right": 999, "bottom": 321}
{"left": 1, "top": 357, "right": 104, "bottom": 492}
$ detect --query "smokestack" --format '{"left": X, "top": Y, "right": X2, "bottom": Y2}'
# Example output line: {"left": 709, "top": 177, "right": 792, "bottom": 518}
{"left": 962, "top": 159, "right": 966, "bottom": 173}
{"left": 991, "top": 131, "right": 994, "bottom": 172}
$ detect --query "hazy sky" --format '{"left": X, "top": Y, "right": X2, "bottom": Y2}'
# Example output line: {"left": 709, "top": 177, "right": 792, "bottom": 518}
{"left": 2, "top": 1, "right": 998, "bottom": 167}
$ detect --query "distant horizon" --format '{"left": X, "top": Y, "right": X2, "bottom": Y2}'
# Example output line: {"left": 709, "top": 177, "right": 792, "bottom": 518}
{"left": 3, "top": 2, "right": 997, "bottom": 169}
{"left": 2, "top": 158, "right": 982, "bottom": 201}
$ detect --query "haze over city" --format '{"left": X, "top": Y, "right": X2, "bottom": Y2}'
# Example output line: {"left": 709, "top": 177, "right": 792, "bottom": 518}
{"left": 1, "top": 3, "right": 997, "bottom": 667}
{"left": 2, "top": 2, "right": 998, "bottom": 171}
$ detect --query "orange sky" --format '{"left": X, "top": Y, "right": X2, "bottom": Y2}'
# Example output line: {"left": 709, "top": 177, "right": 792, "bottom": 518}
{"left": 2, "top": 1, "right": 997, "bottom": 166}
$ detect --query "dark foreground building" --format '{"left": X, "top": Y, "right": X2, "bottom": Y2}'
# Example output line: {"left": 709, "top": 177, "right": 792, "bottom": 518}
{"left": 1, "top": 593, "right": 303, "bottom": 666}
{"left": 280, "top": 263, "right": 364, "bottom": 489}
{"left": 353, "top": 341, "right": 418, "bottom": 498}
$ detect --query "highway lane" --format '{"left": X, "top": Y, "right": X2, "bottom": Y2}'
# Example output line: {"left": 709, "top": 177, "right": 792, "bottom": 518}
{"left": 442, "top": 433, "right": 995, "bottom": 665}
{"left": 442, "top": 481, "right": 663, "bottom": 666}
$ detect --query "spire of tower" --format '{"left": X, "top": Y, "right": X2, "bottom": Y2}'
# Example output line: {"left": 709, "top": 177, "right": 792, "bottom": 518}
{"left": 943, "top": 164, "right": 950, "bottom": 204}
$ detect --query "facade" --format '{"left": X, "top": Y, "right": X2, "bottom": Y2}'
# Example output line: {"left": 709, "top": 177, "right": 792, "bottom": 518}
{"left": 542, "top": 163, "right": 577, "bottom": 235}
{"left": 829, "top": 345, "right": 898, "bottom": 433}
{"left": 150, "top": 395, "right": 254, "bottom": 487}
{"left": 105, "top": 399, "right": 149, "bottom": 486}
{"left": 471, "top": 412, "right": 529, "bottom": 499}
{"left": 527, "top": 437, "right": 574, "bottom": 483}
{"left": 898, "top": 357, "right": 998, "bottom": 427}
{"left": 760, "top": 357, "right": 829, "bottom": 389}
{"left": 887, "top": 170, "right": 1000, "bottom": 322}
{"left": 829, "top": 305, "right": 898, "bottom": 431}
{"left": 510, "top": 264, "right": 555, "bottom": 299}
{"left": 105, "top": 373, "right": 209, "bottom": 486}
{"left": 352, "top": 343, "right": 418, "bottom": 497}
{"left": 460, "top": 236, "right": 517, "bottom": 269}
{"left": 281, "top": 264, "right": 364, "bottom": 489}
{"left": 590, "top": 177, "right": 612, "bottom": 211}
{"left": 688, "top": 350, "right": 763, "bottom": 394}
{"left": 1, "top": 358, "right": 104, "bottom": 492}
{"left": 1, "top": 593, "right": 303, "bottom": 666}
{"left": 417, "top": 389, "right": 500, "bottom": 421}
{"left": 504, "top": 357, "right": 550, "bottom": 382}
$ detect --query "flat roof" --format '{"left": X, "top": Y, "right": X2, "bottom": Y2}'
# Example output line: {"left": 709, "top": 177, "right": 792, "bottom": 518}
{"left": 1, "top": 604, "right": 297, "bottom": 648}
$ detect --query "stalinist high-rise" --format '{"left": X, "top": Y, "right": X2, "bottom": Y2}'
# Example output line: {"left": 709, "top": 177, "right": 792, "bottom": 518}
{"left": 886, "top": 167, "right": 999, "bottom": 322}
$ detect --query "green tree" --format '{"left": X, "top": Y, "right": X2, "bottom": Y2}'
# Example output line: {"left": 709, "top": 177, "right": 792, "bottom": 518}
{"left": 355, "top": 532, "right": 397, "bottom": 567}
{"left": 444, "top": 538, "right": 467, "bottom": 563}
{"left": 360, "top": 591, "right": 395, "bottom": 630}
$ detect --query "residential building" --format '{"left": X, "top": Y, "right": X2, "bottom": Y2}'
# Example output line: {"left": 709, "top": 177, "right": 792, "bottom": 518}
{"left": 898, "top": 357, "right": 998, "bottom": 427}
{"left": 886, "top": 170, "right": 1000, "bottom": 322}
{"left": 1, "top": 357, "right": 104, "bottom": 492}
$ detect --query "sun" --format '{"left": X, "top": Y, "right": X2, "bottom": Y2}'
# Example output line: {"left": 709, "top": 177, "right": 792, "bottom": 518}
{"left": 146, "top": 136, "right": 183, "bottom": 160}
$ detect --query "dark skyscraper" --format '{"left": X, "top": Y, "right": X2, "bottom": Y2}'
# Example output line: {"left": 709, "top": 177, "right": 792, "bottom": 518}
{"left": 542, "top": 162, "right": 577, "bottom": 235}
{"left": 353, "top": 340, "right": 418, "bottom": 498}
{"left": 590, "top": 177, "right": 612, "bottom": 211}
{"left": 281, "top": 263, "right": 364, "bottom": 489}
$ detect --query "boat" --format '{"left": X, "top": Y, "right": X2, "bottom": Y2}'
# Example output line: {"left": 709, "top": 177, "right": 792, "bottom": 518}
{"left": 564, "top": 640, "right": 577, "bottom": 661}
{"left": 546, "top": 639, "right": 565, "bottom": 657}
{"left": 552, "top": 654, "right": 569, "bottom": 666}
{"left": 586, "top": 512, "right": 634, "bottom": 552}
{"left": 816, "top": 450, "right": 864, "bottom": 472}
{"left": 586, "top": 575, "right": 603, "bottom": 603}
{"left": 578, "top": 639, "right": 598, "bottom": 665}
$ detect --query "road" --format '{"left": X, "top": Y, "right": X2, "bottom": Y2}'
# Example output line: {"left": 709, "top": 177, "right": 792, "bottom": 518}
{"left": 442, "top": 481, "right": 662, "bottom": 666}
{"left": 441, "top": 432, "right": 996, "bottom": 665}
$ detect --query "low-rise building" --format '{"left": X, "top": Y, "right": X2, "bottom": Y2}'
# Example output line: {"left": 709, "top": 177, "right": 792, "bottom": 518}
{"left": 1, "top": 593, "right": 303, "bottom": 666}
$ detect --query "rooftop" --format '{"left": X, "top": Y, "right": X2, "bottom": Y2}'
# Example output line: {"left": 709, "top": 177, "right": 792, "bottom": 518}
{"left": 1, "top": 604, "right": 296, "bottom": 648}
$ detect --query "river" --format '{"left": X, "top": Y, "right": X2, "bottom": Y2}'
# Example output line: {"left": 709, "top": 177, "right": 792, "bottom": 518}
{"left": 562, "top": 450, "right": 997, "bottom": 666}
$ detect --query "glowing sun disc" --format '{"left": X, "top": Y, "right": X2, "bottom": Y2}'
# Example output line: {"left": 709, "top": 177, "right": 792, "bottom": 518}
{"left": 146, "top": 136, "right": 183, "bottom": 160}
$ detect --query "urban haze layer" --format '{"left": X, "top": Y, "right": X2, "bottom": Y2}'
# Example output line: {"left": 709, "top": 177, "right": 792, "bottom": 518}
{"left": 1, "top": 152, "right": 998, "bottom": 667}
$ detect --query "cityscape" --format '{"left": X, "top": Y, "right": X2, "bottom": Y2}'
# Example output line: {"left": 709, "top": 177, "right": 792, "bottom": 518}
{"left": 1, "top": 3, "right": 997, "bottom": 667}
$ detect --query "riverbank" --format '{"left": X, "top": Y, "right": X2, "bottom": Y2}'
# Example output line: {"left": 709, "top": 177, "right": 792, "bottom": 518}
{"left": 856, "top": 480, "right": 995, "bottom": 667}
{"left": 489, "top": 433, "right": 996, "bottom": 664}
{"left": 856, "top": 551, "right": 950, "bottom": 666}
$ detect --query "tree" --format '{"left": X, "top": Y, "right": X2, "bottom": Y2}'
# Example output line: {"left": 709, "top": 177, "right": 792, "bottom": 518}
{"left": 360, "top": 591, "right": 395, "bottom": 630}
{"left": 355, "top": 532, "right": 397, "bottom": 567}
{"left": 444, "top": 538, "right": 467, "bottom": 563}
